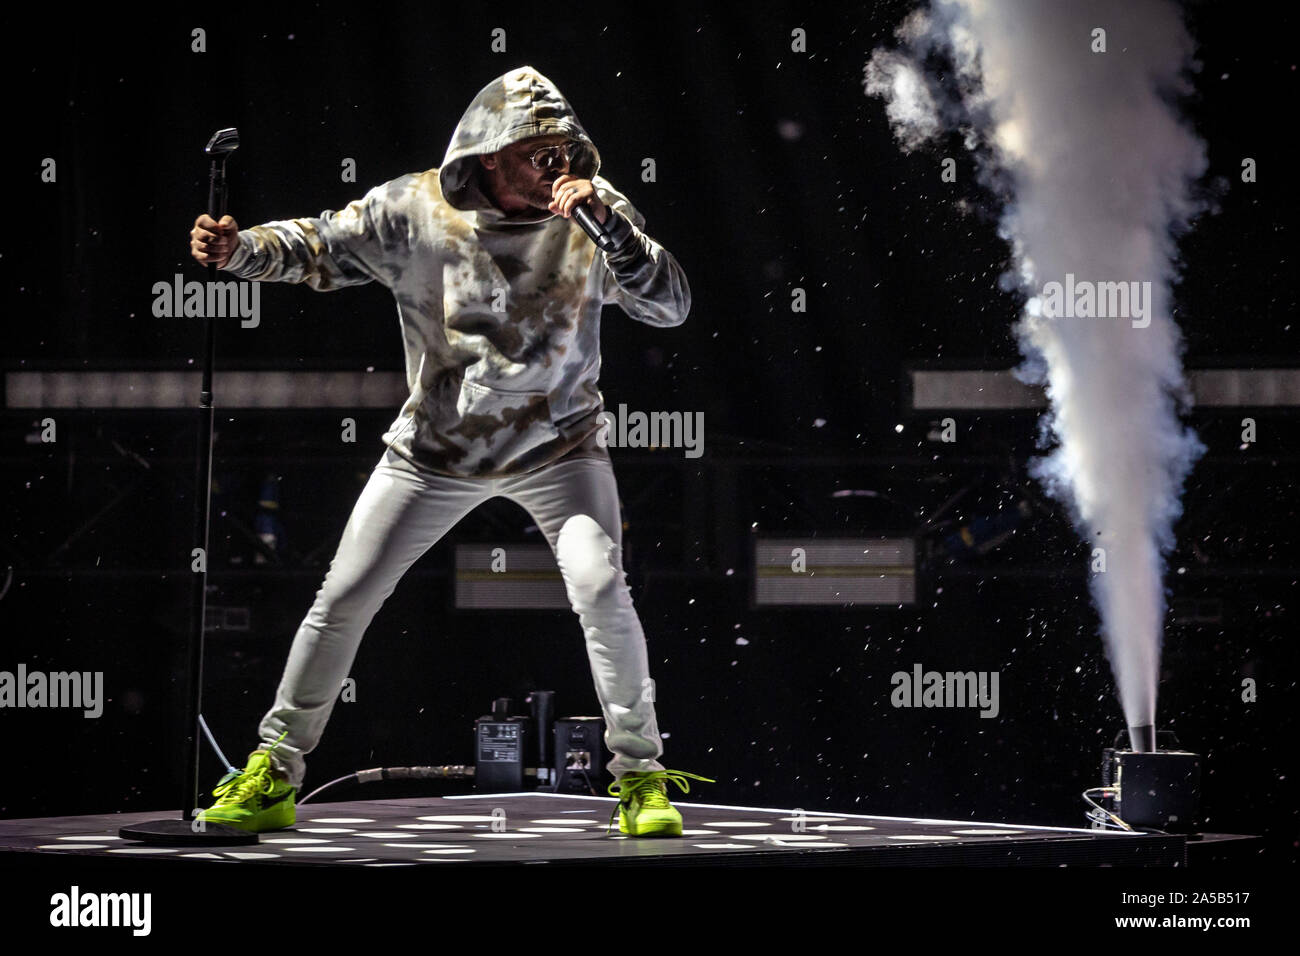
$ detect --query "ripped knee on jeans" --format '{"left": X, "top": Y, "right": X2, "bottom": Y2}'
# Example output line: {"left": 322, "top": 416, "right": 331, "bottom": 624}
{"left": 556, "top": 514, "right": 622, "bottom": 603}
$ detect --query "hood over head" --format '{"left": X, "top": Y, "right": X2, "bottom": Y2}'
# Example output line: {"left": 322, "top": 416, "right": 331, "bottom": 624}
{"left": 439, "top": 66, "right": 601, "bottom": 220}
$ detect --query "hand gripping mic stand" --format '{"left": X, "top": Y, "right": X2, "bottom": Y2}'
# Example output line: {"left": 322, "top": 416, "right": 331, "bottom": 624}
{"left": 119, "top": 129, "right": 258, "bottom": 846}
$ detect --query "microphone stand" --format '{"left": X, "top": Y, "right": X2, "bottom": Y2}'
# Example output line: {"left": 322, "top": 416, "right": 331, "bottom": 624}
{"left": 119, "top": 128, "right": 257, "bottom": 846}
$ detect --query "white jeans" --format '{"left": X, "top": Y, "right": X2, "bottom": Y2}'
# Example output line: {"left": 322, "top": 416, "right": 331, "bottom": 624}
{"left": 255, "top": 447, "right": 666, "bottom": 789}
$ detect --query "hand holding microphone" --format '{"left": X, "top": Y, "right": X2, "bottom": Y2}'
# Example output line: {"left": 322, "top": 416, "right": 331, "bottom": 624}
{"left": 548, "top": 175, "right": 622, "bottom": 252}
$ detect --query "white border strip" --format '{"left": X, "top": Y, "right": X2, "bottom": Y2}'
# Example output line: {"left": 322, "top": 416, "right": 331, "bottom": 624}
{"left": 441, "top": 792, "right": 1117, "bottom": 835}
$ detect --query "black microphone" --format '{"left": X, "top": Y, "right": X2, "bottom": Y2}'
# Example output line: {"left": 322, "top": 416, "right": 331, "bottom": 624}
{"left": 573, "top": 203, "right": 622, "bottom": 253}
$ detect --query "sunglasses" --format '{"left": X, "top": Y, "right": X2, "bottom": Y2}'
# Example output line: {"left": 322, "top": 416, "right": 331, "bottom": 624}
{"left": 527, "top": 140, "right": 582, "bottom": 171}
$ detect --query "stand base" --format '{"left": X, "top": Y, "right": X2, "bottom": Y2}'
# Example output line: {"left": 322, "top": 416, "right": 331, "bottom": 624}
{"left": 118, "top": 818, "right": 258, "bottom": 846}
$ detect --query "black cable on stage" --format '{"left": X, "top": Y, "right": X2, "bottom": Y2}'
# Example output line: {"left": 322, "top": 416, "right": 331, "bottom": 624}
{"left": 576, "top": 765, "right": 600, "bottom": 796}
{"left": 299, "top": 765, "right": 476, "bottom": 805}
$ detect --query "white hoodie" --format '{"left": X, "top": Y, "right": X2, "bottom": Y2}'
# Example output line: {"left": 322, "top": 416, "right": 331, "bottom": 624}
{"left": 222, "top": 66, "right": 691, "bottom": 477}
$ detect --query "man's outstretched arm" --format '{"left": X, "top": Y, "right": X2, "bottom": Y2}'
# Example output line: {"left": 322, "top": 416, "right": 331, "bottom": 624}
{"left": 593, "top": 180, "right": 692, "bottom": 328}
{"left": 190, "top": 178, "right": 410, "bottom": 291}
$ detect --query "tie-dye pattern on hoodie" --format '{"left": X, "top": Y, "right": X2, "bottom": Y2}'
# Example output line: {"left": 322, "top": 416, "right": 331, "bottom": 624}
{"left": 222, "top": 66, "right": 691, "bottom": 478}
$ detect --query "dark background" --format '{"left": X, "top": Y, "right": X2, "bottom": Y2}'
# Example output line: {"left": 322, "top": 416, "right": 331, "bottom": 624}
{"left": 2, "top": 1, "right": 1295, "bottom": 861}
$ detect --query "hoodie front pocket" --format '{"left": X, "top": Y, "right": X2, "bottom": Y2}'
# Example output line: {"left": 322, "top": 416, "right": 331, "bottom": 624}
{"left": 453, "top": 380, "right": 560, "bottom": 454}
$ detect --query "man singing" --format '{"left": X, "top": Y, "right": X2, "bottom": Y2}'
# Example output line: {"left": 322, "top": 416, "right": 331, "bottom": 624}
{"left": 188, "top": 66, "right": 710, "bottom": 836}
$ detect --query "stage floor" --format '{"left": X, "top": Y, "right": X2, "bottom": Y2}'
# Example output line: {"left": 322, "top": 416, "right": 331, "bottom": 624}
{"left": 0, "top": 792, "right": 1188, "bottom": 866}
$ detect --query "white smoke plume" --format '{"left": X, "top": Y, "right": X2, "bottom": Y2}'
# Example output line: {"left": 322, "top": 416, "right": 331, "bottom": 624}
{"left": 865, "top": 0, "right": 1208, "bottom": 740}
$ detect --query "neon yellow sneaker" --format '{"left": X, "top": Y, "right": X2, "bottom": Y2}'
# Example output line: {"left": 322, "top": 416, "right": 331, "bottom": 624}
{"left": 607, "top": 769, "right": 715, "bottom": 837}
{"left": 197, "top": 739, "right": 296, "bottom": 834}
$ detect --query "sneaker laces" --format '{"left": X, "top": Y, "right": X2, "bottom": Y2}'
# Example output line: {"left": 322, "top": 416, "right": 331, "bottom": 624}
{"left": 606, "top": 769, "right": 715, "bottom": 834}
{"left": 211, "top": 732, "right": 288, "bottom": 807}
